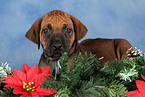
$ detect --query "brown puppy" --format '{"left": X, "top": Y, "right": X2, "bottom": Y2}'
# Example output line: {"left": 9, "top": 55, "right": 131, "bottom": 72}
{"left": 25, "top": 10, "right": 132, "bottom": 73}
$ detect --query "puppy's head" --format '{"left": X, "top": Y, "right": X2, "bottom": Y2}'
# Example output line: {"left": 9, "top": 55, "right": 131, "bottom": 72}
{"left": 25, "top": 10, "right": 88, "bottom": 60}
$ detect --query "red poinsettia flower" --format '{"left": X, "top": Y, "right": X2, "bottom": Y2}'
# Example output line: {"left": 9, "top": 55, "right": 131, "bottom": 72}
{"left": 124, "top": 74, "right": 145, "bottom": 97}
{"left": 1, "top": 63, "right": 57, "bottom": 97}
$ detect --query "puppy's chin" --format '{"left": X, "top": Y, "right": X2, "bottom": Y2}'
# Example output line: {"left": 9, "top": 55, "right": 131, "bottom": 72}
{"left": 52, "top": 53, "right": 62, "bottom": 58}
{"left": 50, "top": 57, "right": 60, "bottom": 61}
{"left": 44, "top": 53, "right": 62, "bottom": 61}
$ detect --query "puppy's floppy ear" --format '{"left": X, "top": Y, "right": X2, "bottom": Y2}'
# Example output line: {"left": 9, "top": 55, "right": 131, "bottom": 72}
{"left": 70, "top": 16, "right": 88, "bottom": 41}
{"left": 25, "top": 18, "right": 43, "bottom": 49}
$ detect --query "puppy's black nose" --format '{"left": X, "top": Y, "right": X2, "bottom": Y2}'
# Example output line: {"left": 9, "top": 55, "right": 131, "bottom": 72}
{"left": 53, "top": 44, "right": 62, "bottom": 50}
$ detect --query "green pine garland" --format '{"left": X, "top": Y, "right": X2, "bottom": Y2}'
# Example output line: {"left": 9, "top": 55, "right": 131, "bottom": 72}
{"left": 41, "top": 53, "right": 145, "bottom": 97}
{"left": 0, "top": 53, "right": 145, "bottom": 97}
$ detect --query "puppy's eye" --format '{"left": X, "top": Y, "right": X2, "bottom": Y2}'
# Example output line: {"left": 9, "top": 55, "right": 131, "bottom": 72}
{"left": 65, "top": 28, "right": 72, "bottom": 34}
{"left": 42, "top": 28, "right": 50, "bottom": 34}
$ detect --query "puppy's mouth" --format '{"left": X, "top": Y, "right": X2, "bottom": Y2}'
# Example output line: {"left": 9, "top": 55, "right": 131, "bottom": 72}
{"left": 52, "top": 53, "right": 62, "bottom": 59}
{"left": 44, "top": 52, "right": 62, "bottom": 60}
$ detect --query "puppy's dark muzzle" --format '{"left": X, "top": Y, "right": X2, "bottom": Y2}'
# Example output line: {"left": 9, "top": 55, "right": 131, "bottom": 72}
{"left": 51, "top": 43, "right": 62, "bottom": 58}
{"left": 53, "top": 43, "right": 62, "bottom": 50}
{"left": 45, "top": 37, "right": 64, "bottom": 60}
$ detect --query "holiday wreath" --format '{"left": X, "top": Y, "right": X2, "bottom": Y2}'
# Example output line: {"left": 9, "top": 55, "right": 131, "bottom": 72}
{"left": 0, "top": 47, "right": 145, "bottom": 97}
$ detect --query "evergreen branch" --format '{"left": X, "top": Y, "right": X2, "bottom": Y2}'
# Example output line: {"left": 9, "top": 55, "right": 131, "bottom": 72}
{"left": 0, "top": 87, "right": 21, "bottom": 97}
{"left": 42, "top": 53, "right": 145, "bottom": 96}
{"left": 106, "top": 81, "right": 127, "bottom": 97}
{"left": 75, "top": 77, "right": 107, "bottom": 97}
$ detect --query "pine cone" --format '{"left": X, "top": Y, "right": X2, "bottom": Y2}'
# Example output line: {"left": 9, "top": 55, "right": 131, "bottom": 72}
{"left": 126, "top": 47, "right": 142, "bottom": 59}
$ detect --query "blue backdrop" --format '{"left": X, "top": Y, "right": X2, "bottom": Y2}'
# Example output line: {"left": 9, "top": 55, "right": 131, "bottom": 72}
{"left": 0, "top": 0, "right": 145, "bottom": 70}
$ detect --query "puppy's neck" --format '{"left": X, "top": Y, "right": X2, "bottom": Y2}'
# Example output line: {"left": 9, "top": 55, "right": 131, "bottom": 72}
{"left": 38, "top": 52, "right": 57, "bottom": 74}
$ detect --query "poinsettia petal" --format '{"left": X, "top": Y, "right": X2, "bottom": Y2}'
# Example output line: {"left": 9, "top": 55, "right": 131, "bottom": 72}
{"left": 1, "top": 76, "right": 7, "bottom": 80}
{"left": 20, "top": 94, "right": 32, "bottom": 97}
{"left": 33, "top": 73, "right": 45, "bottom": 87}
{"left": 28, "top": 91, "right": 40, "bottom": 97}
{"left": 2, "top": 75, "right": 13, "bottom": 83}
{"left": 20, "top": 91, "right": 40, "bottom": 97}
{"left": 39, "top": 66, "right": 50, "bottom": 76}
{"left": 2, "top": 75, "right": 22, "bottom": 86}
{"left": 136, "top": 80, "right": 145, "bottom": 95}
{"left": 1, "top": 75, "right": 14, "bottom": 80}
{"left": 36, "top": 86, "right": 57, "bottom": 96}
{"left": 4, "top": 83, "right": 22, "bottom": 89}
{"left": 141, "top": 74, "right": 145, "bottom": 81}
{"left": 22, "top": 63, "right": 30, "bottom": 73}
{"left": 13, "top": 69, "right": 26, "bottom": 82}
{"left": 26, "top": 65, "right": 39, "bottom": 82}
{"left": 124, "top": 90, "right": 144, "bottom": 97}
{"left": 13, "top": 86, "right": 27, "bottom": 94}
{"left": 20, "top": 95, "right": 27, "bottom": 97}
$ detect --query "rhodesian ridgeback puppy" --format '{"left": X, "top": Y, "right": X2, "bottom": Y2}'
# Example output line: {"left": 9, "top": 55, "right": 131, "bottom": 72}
{"left": 25, "top": 10, "right": 132, "bottom": 73}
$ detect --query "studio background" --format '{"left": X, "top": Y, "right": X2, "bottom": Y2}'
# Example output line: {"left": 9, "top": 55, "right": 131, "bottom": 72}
{"left": 0, "top": 0, "right": 145, "bottom": 70}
